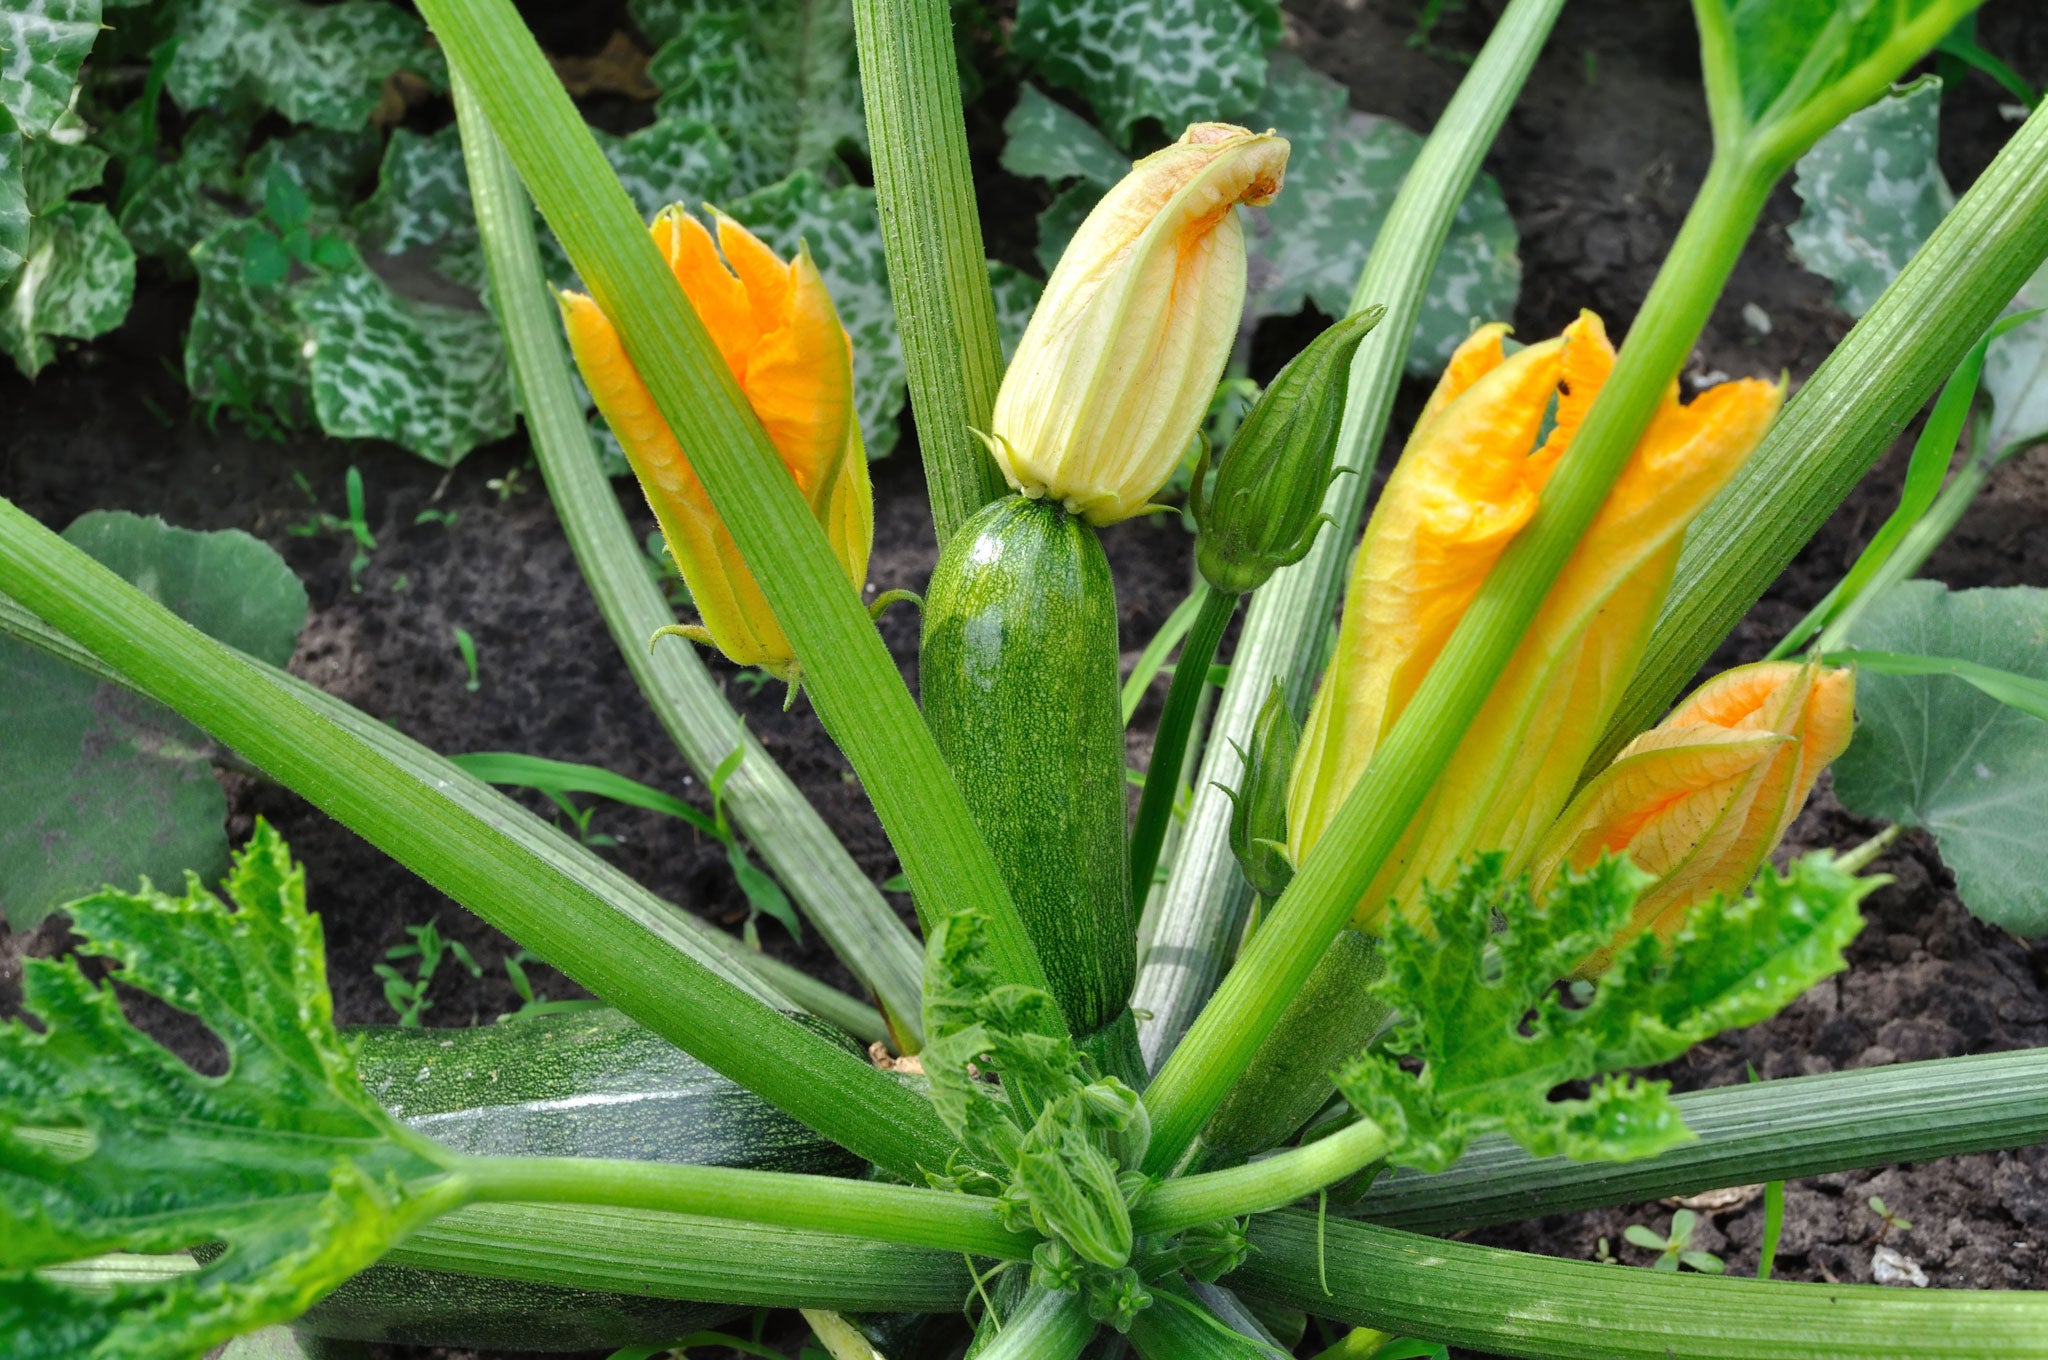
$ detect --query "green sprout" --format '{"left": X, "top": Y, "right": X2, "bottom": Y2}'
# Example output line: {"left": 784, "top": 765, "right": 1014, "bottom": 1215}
{"left": 1869, "top": 1195, "right": 1913, "bottom": 1241}
{"left": 453, "top": 626, "right": 482, "bottom": 692}
{"left": 1622, "top": 1209, "right": 1725, "bottom": 1274}
{"left": 373, "top": 918, "right": 482, "bottom": 1027}
{"left": 286, "top": 467, "right": 377, "bottom": 591}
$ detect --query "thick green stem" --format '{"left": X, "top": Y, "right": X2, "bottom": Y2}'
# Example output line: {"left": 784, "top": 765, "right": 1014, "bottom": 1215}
{"left": 1131, "top": 1117, "right": 1387, "bottom": 1237}
{"left": 1128, "top": 0, "right": 1567, "bottom": 1074}
{"left": 455, "top": 1156, "right": 1033, "bottom": 1260}
{"left": 382, "top": 1204, "right": 976, "bottom": 1312}
{"left": 1234, "top": 1211, "right": 2048, "bottom": 1358}
{"left": 1596, "top": 98, "right": 2048, "bottom": 768}
{"left": 1142, "top": 155, "right": 1773, "bottom": 1174}
{"left": 849, "top": 0, "right": 1011, "bottom": 545}
{"left": 0, "top": 506, "right": 955, "bottom": 1180}
{"left": 974, "top": 1285, "right": 1096, "bottom": 1360}
{"left": 449, "top": 75, "right": 927, "bottom": 1044}
{"left": 416, "top": 0, "right": 1055, "bottom": 1012}
{"left": 1350, "top": 1047, "right": 2048, "bottom": 1231}
{"left": 1129, "top": 584, "right": 1238, "bottom": 904}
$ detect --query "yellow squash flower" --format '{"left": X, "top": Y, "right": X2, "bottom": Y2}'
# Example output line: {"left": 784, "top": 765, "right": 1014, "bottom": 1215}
{"left": 1288, "top": 311, "right": 1785, "bottom": 932}
{"left": 986, "top": 123, "right": 1289, "bottom": 525}
{"left": 1535, "top": 660, "right": 1855, "bottom": 957}
{"left": 562, "top": 206, "right": 871, "bottom": 682}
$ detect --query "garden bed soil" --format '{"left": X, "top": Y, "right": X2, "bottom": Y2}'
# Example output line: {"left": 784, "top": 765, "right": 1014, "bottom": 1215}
{"left": 3, "top": 1, "right": 2045, "bottom": 1357}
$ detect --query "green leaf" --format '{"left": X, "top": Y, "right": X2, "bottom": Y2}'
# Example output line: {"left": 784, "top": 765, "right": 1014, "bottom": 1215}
{"left": 243, "top": 127, "right": 381, "bottom": 220}
{"left": 726, "top": 171, "right": 902, "bottom": 457}
{"left": 116, "top": 160, "right": 236, "bottom": 270}
{"left": 1702, "top": 0, "right": 1975, "bottom": 136}
{"left": 1983, "top": 260, "right": 2048, "bottom": 461}
{"left": 0, "top": 0, "right": 101, "bottom": 137}
{"left": 0, "top": 200, "right": 135, "bottom": 378}
{"left": 999, "top": 83, "right": 1127, "bottom": 188}
{"left": 0, "top": 822, "right": 458, "bottom": 1359}
{"left": 598, "top": 116, "right": 733, "bottom": 220}
{"left": 185, "top": 219, "right": 311, "bottom": 426}
{"left": 352, "top": 122, "right": 485, "bottom": 290}
{"left": 1242, "top": 55, "right": 1521, "bottom": 377}
{"left": 639, "top": 0, "right": 865, "bottom": 197}
{"left": 449, "top": 751, "right": 721, "bottom": 837}
{"left": 1032, "top": 180, "right": 1100, "bottom": 276}
{"left": 0, "top": 123, "right": 23, "bottom": 288}
{"left": 1012, "top": 0, "right": 1280, "bottom": 146}
{"left": 0, "top": 511, "right": 308, "bottom": 931}
{"left": 987, "top": 260, "right": 1042, "bottom": 365}
{"left": 1335, "top": 853, "right": 1873, "bottom": 1173}
{"left": 20, "top": 110, "right": 107, "bottom": 214}
{"left": 291, "top": 243, "right": 518, "bottom": 468}
{"left": 1833, "top": 580, "right": 2048, "bottom": 936}
{"left": 164, "top": 0, "right": 444, "bottom": 131}
{"left": 1787, "top": 77, "right": 1954, "bottom": 319}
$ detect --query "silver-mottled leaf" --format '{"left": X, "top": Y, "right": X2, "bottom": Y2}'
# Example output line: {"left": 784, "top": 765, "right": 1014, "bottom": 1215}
{"left": 640, "top": 0, "right": 865, "bottom": 197}
{"left": 1834, "top": 581, "right": 2048, "bottom": 936}
{"left": 987, "top": 259, "right": 1041, "bottom": 365}
{"left": 20, "top": 108, "right": 104, "bottom": 213}
{"left": 727, "top": 171, "right": 902, "bottom": 457}
{"left": 1033, "top": 180, "right": 1100, "bottom": 275}
{"left": 0, "top": 511, "right": 306, "bottom": 931}
{"left": 1012, "top": 0, "right": 1280, "bottom": 145}
{"left": 184, "top": 219, "right": 311, "bottom": 425}
{"left": 596, "top": 116, "right": 733, "bottom": 218}
{"left": 0, "top": 200, "right": 134, "bottom": 378}
{"left": 999, "top": 82, "right": 1126, "bottom": 187}
{"left": 242, "top": 125, "right": 382, "bottom": 218}
{"left": 1983, "top": 260, "right": 2048, "bottom": 462}
{"left": 0, "top": 0, "right": 100, "bottom": 136}
{"left": 292, "top": 245, "right": 517, "bottom": 467}
{"left": 353, "top": 122, "right": 483, "bottom": 289}
{"left": 1787, "top": 76, "right": 1954, "bottom": 320}
{"left": 0, "top": 125, "right": 23, "bottom": 286}
{"left": 1242, "top": 55, "right": 1519, "bottom": 376}
{"left": 165, "top": 0, "right": 443, "bottom": 131}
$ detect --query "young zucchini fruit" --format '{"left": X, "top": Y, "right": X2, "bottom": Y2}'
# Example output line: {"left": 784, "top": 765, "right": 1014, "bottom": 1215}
{"left": 922, "top": 495, "right": 1136, "bottom": 1064}
{"left": 297, "top": 1009, "right": 865, "bottom": 1349}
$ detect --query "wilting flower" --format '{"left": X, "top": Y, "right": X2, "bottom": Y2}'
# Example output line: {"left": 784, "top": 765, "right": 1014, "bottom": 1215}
{"left": 1288, "top": 311, "right": 1786, "bottom": 931}
{"left": 562, "top": 205, "right": 870, "bottom": 681}
{"left": 985, "top": 123, "right": 1289, "bottom": 526}
{"left": 1534, "top": 660, "right": 1855, "bottom": 956}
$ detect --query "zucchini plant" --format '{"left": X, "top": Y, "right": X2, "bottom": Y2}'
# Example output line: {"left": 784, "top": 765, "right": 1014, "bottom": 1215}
{"left": 4, "top": 1, "right": 2048, "bottom": 1358}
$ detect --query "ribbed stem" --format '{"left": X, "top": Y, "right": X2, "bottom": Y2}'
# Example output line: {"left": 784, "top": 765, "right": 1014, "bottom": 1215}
{"left": 1129, "top": 583, "right": 1239, "bottom": 904}
{"left": 1129, "top": 0, "right": 1568, "bottom": 1074}
{"left": 974, "top": 1286, "right": 1097, "bottom": 1360}
{"left": 1596, "top": 98, "right": 2048, "bottom": 768}
{"left": 1350, "top": 1047, "right": 2048, "bottom": 1231}
{"left": 849, "top": 0, "right": 1011, "bottom": 545}
{"left": 450, "top": 75, "right": 927, "bottom": 1045}
{"left": 1132, "top": 1117, "right": 1387, "bottom": 1236}
{"left": 1235, "top": 1211, "right": 2048, "bottom": 1358}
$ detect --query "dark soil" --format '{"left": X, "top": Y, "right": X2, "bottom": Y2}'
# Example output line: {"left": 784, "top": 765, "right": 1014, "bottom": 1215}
{"left": 3, "top": 1, "right": 2045, "bottom": 1357}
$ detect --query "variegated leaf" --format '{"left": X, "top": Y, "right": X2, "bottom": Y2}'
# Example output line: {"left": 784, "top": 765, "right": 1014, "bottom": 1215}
{"left": 165, "top": 0, "right": 443, "bottom": 131}
{"left": 1012, "top": 0, "right": 1280, "bottom": 146}
{"left": 0, "top": 122, "right": 24, "bottom": 287}
{"left": 0, "top": 201, "right": 134, "bottom": 378}
{"left": 987, "top": 259, "right": 1042, "bottom": 364}
{"left": 999, "top": 83, "right": 1127, "bottom": 188}
{"left": 0, "top": 0, "right": 100, "bottom": 137}
{"left": 1983, "top": 260, "right": 2048, "bottom": 462}
{"left": 184, "top": 220, "right": 311, "bottom": 426}
{"left": 597, "top": 116, "right": 733, "bottom": 218}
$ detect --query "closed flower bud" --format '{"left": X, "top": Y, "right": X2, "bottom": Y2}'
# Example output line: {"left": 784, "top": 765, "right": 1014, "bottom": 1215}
{"left": 1289, "top": 311, "right": 1784, "bottom": 932}
{"left": 986, "top": 123, "right": 1290, "bottom": 525}
{"left": 562, "top": 206, "right": 871, "bottom": 683}
{"left": 1535, "top": 660, "right": 1855, "bottom": 959}
{"left": 1193, "top": 306, "right": 1384, "bottom": 594}
{"left": 1225, "top": 677, "right": 1300, "bottom": 900}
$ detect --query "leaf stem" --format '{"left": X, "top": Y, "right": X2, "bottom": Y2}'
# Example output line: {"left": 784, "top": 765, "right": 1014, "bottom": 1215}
{"left": 449, "top": 73, "right": 927, "bottom": 1045}
{"left": 848, "top": 0, "right": 1011, "bottom": 545}
{"left": 1142, "top": 151, "right": 1773, "bottom": 1174}
{"left": 1129, "top": 583, "right": 1238, "bottom": 904}
{"left": 453, "top": 1156, "right": 1035, "bottom": 1260}
{"left": 975, "top": 1285, "right": 1098, "bottom": 1360}
{"left": 1131, "top": 1117, "right": 1388, "bottom": 1237}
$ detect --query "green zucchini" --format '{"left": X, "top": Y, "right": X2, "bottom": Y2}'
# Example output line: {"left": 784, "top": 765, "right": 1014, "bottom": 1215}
{"left": 297, "top": 1009, "right": 865, "bottom": 1349}
{"left": 921, "top": 495, "right": 1134, "bottom": 1050}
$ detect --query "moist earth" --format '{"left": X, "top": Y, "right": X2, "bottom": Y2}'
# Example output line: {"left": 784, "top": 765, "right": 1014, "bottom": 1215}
{"left": 2, "top": 1, "right": 2045, "bottom": 1357}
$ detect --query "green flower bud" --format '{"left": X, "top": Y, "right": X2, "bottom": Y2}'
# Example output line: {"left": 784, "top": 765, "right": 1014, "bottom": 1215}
{"left": 1224, "top": 677, "right": 1299, "bottom": 899}
{"left": 1174, "top": 1218, "right": 1252, "bottom": 1282}
{"left": 1192, "top": 305, "right": 1384, "bottom": 595}
{"left": 1084, "top": 1266, "right": 1153, "bottom": 1332}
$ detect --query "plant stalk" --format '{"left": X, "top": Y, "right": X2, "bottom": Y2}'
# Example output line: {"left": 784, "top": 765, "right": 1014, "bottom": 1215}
{"left": 848, "top": 0, "right": 1011, "bottom": 545}
{"left": 449, "top": 74, "right": 928, "bottom": 1044}
{"left": 1141, "top": 153, "right": 1773, "bottom": 1175}
{"left": 417, "top": 0, "right": 1055, "bottom": 1012}
{"left": 454, "top": 1156, "right": 1034, "bottom": 1260}
{"left": 1234, "top": 1210, "right": 2048, "bottom": 1358}
{"left": 1596, "top": 97, "right": 2048, "bottom": 768}
{"left": 1128, "top": 0, "right": 1567, "bottom": 1074}
{"left": 1129, "top": 583, "right": 1238, "bottom": 904}
{"left": 1131, "top": 1117, "right": 1387, "bottom": 1237}
{"left": 0, "top": 505, "right": 956, "bottom": 1180}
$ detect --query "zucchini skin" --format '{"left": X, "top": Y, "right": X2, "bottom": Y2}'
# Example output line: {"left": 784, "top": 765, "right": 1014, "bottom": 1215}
{"left": 298, "top": 1009, "right": 864, "bottom": 1349}
{"left": 922, "top": 495, "right": 1134, "bottom": 1042}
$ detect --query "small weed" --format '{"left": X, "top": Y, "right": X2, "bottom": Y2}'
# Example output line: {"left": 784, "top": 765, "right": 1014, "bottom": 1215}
{"left": 644, "top": 530, "right": 693, "bottom": 609}
{"left": 238, "top": 163, "right": 353, "bottom": 289}
{"left": 1407, "top": 0, "right": 1475, "bottom": 65}
{"left": 287, "top": 467, "right": 376, "bottom": 591}
{"left": 709, "top": 742, "right": 801, "bottom": 948}
{"left": 730, "top": 669, "right": 776, "bottom": 697}
{"left": 544, "top": 789, "right": 619, "bottom": 848}
{"left": 497, "top": 947, "right": 604, "bottom": 1023}
{"left": 415, "top": 507, "right": 459, "bottom": 529}
{"left": 1622, "top": 1209, "right": 1725, "bottom": 1274}
{"left": 374, "top": 919, "right": 482, "bottom": 1026}
{"left": 485, "top": 465, "right": 530, "bottom": 501}
{"left": 453, "top": 627, "right": 482, "bottom": 692}
{"left": 1593, "top": 1236, "right": 1619, "bottom": 1265}
{"left": 1869, "top": 1195, "right": 1913, "bottom": 1241}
